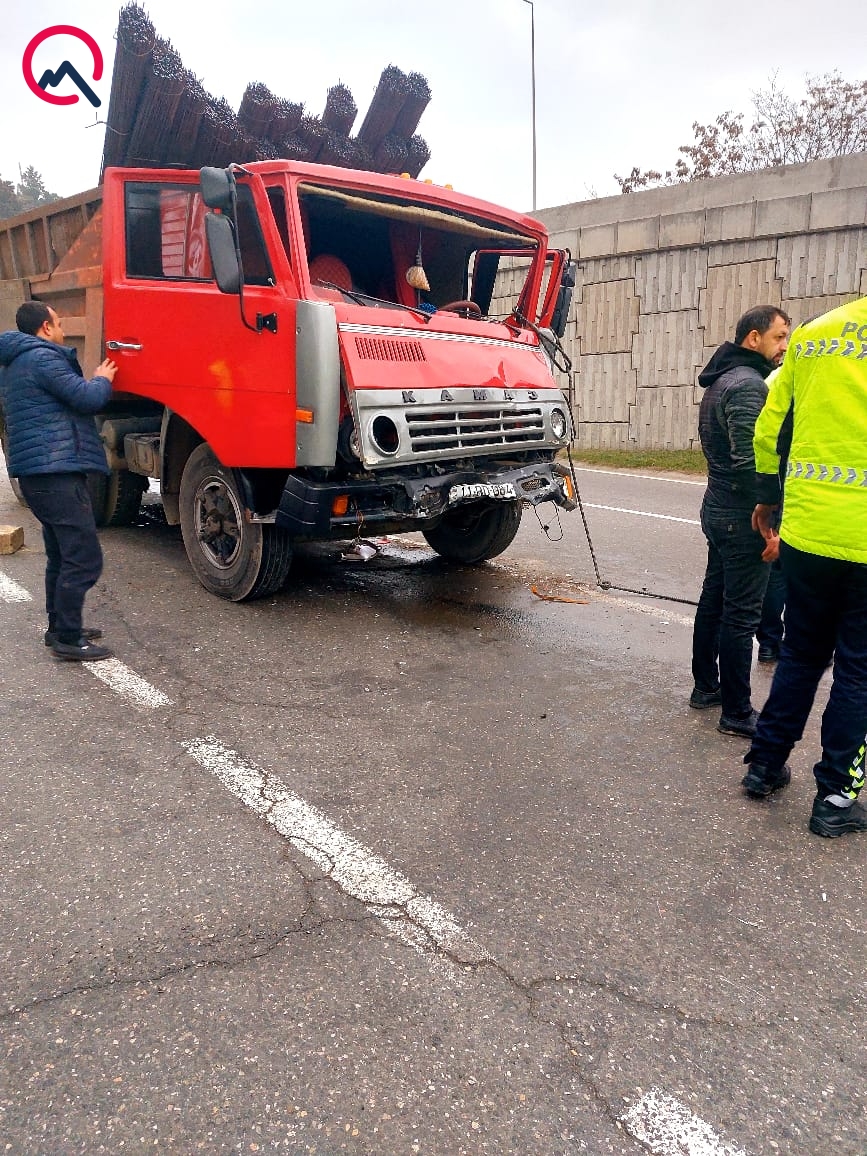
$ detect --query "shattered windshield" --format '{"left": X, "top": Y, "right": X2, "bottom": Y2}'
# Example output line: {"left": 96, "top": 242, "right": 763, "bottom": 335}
{"left": 297, "top": 183, "right": 540, "bottom": 319}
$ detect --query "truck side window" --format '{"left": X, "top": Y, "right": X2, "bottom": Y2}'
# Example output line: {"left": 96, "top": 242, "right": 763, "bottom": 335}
{"left": 233, "top": 186, "right": 275, "bottom": 286}
{"left": 125, "top": 184, "right": 213, "bottom": 280}
{"left": 125, "top": 183, "right": 275, "bottom": 286}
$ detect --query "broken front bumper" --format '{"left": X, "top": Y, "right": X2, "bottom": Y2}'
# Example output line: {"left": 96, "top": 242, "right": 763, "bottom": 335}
{"left": 275, "top": 460, "right": 576, "bottom": 538}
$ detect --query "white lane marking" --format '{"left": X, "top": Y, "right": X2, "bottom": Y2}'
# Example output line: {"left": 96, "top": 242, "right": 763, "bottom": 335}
{"left": 86, "top": 657, "right": 173, "bottom": 710}
{"left": 572, "top": 466, "right": 705, "bottom": 487}
{"left": 585, "top": 502, "right": 699, "bottom": 526}
{"left": 0, "top": 571, "right": 32, "bottom": 602}
{"left": 183, "top": 737, "right": 490, "bottom": 968}
{"left": 620, "top": 1090, "right": 749, "bottom": 1155}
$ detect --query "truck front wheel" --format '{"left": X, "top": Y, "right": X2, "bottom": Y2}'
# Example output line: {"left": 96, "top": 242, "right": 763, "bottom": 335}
{"left": 179, "top": 443, "right": 293, "bottom": 601}
{"left": 422, "top": 500, "right": 522, "bottom": 563}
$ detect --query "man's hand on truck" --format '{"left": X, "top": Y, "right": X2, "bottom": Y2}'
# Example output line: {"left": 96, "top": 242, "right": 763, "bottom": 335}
{"left": 95, "top": 358, "right": 119, "bottom": 382}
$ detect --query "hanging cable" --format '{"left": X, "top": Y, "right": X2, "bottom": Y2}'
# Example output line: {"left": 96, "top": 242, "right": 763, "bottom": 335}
{"left": 561, "top": 398, "right": 699, "bottom": 607}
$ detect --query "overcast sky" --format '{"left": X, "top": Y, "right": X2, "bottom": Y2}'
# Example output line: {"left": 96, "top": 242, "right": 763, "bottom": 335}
{"left": 2, "top": 0, "right": 864, "bottom": 214}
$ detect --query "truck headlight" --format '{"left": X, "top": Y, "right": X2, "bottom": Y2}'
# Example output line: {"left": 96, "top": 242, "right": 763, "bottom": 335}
{"left": 370, "top": 414, "right": 400, "bottom": 455}
{"left": 550, "top": 408, "right": 569, "bottom": 442}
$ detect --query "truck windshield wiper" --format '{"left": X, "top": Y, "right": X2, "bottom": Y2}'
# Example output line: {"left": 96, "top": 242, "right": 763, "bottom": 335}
{"left": 315, "top": 282, "right": 432, "bottom": 323}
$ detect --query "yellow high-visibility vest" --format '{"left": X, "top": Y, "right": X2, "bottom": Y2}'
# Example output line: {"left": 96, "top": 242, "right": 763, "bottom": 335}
{"left": 754, "top": 297, "right": 867, "bottom": 563}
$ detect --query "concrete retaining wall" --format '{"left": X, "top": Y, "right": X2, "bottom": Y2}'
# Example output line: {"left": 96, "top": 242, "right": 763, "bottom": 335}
{"left": 508, "top": 153, "right": 867, "bottom": 449}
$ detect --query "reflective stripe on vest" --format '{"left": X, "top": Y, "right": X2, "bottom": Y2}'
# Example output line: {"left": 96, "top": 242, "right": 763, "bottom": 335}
{"left": 786, "top": 461, "right": 867, "bottom": 486}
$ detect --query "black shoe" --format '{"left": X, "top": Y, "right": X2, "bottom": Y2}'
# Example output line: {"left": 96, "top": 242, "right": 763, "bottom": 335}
{"left": 718, "top": 709, "right": 759, "bottom": 738}
{"left": 50, "top": 638, "right": 114, "bottom": 662}
{"left": 757, "top": 645, "right": 779, "bottom": 664}
{"left": 741, "top": 762, "right": 791, "bottom": 797}
{"left": 44, "top": 627, "right": 103, "bottom": 647}
{"left": 808, "top": 796, "right": 867, "bottom": 838}
{"left": 689, "top": 687, "right": 722, "bottom": 709}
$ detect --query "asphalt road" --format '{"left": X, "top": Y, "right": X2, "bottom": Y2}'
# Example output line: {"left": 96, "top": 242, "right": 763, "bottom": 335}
{"left": 1, "top": 461, "right": 864, "bottom": 1155}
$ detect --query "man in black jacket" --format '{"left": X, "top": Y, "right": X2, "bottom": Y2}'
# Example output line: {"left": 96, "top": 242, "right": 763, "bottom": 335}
{"left": 0, "top": 301, "right": 117, "bottom": 661}
{"left": 690, "top": 305, "right": 790, "bottom": 736}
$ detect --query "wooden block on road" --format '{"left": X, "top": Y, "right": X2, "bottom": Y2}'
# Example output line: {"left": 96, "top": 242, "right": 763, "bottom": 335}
{"left": 0, "top": 524, "right": 24, "bottom": 554}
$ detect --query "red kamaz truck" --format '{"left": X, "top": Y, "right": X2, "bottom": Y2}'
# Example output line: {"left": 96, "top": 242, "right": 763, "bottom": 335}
{"left": 0, "top": 160, "right": 577, "bottom": 600}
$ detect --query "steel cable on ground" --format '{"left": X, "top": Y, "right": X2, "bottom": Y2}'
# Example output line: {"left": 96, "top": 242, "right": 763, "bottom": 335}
{"left": 563, "top": 441, "right": 700, "bottom": 608}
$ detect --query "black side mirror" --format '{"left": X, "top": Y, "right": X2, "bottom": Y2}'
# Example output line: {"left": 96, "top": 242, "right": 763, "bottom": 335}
{"left": 550, "top": 261, "right": 576, "bottom": 339}
{"left": 199, "top": 166, "right": 235, "bottom": 212}
{"left": 205, "top": 213, "right": 241, "bottom": 294}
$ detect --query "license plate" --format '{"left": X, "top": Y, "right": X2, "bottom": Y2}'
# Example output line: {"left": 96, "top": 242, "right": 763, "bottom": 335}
{"left": 448, "top": 482, "right": 517, "bottom": 505}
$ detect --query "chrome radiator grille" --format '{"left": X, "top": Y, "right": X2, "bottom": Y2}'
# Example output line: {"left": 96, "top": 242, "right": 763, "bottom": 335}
{"left": 406, "top": 405, "right": 545, "bottom": 454}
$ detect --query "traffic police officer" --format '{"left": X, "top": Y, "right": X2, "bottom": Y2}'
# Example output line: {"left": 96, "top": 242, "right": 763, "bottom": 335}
{"left": 740, "top": 295, "right": 867, "bottom": 837}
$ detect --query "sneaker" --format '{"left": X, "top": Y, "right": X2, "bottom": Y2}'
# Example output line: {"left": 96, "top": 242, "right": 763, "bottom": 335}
{"left": 44, "top": 627, "right": 103, "bottom": 647}
{"left": 741, "top": 762, "right": 791, "bottom": 797}
{"left": 50, "top": 638, "right": 114, "bottom": 662}
{"left": 808, "top": 796, "right": 867, "bottom": 838}
{"left": 689, "top": 687, "right": 722, "bottom": 709}
{"left": 757, "top": 645, "right": 779, "bottom": 664}
{"left": 718, "top": 709, "right": 759, "bottom": 738}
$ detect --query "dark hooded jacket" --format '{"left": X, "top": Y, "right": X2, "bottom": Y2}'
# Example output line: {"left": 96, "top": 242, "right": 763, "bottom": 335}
{"left": 697, "top": 342, "right": 775, "bottom": 513}
{"left": 0, "top": 331, "right": 111, "bottom": 477}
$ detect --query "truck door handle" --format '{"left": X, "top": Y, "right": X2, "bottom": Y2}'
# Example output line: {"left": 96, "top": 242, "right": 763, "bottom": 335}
{"left": 106, "top": 340, "right": 143, "bottom": 352}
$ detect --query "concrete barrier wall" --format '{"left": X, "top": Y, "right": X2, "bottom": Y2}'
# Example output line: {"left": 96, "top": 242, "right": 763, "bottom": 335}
{"left": 496, "top": 153, "right": 867, "bottom": 449}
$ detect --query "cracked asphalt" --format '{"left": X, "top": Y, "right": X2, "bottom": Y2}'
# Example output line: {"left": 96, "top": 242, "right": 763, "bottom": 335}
{"left": 1, "top": 464, "right": 865, "bottom": 1154}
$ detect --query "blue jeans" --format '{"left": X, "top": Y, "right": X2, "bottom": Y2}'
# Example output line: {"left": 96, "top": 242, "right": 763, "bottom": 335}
{"left": 747, "top": 543, "right": 867, "bottom": 800}
{"left": 18, "top": 472, "right": 103, "bottom": 644}
{"left": 691, "top": 505, "right": 770, "bottom": 718}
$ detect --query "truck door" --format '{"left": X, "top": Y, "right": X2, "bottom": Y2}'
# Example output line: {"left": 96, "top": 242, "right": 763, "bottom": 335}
{"left": 102, "top": 171, "right": 299, "bottom": 468}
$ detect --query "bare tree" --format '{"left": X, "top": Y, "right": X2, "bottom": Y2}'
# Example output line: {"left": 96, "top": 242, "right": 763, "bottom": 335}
{"left": 615, "top": 71, "right": 867, "bottom": 193}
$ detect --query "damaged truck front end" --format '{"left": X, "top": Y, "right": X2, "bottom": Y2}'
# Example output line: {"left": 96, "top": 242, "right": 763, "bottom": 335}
{"left": 271, "top": 171, "right": 577, "bottom": 561}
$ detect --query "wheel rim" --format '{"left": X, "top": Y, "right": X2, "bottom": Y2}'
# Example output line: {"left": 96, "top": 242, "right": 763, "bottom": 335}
{"left": 194, "top": 475, "right": 243, "bottom": 569}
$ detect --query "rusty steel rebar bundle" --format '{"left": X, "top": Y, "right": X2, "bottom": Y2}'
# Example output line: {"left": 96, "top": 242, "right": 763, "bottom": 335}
{"left": 357, "top": 66, "right": 410, "bottom": 154}
{"left": 194, "top": 96, "right": 241, "bottom": 167}
{"left": 267, "top": 98, "right": 304, "bottom": 145}
{"left": 348, "top": 138, "right": 374, "bottom": 171}
{"left": 250, "top": 137, "right": 280, "bottom": 162}
{"left": 102, "top": 3, "right": 156, "bottom": 171}
{"left": 373, "top": 133, "right": 409, "bottom": 175}
{"left": 161, "top": 72, "right": 208, "bottom": 167}
{"left": 99, "top": 5, "right": 433, "bottom": 179}
{"left": 404, "top": 134, "right": 431, "bottom": 179}
{"left": 392, "top": 71, "right": 432, "bottom": 139}
{"left": 316, "top": 129, "right": 357, "bottom": 168}
{"left": 278, "top": 132, "right": 317, "bottom": 163}
{"left": 322, "top": 83, "right": 358, "bottom": 136}
{"left": 296, "top": 114, "right": 326, "bottom": 160}
{"left": 238, "top": 82, "right": 276, "bottom": 139}
{"left": 126, "top": 38, "right": 186, "bottom": 166}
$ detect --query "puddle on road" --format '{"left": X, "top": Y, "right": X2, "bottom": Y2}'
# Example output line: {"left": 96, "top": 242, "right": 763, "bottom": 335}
{"left": 126, "top": 502, "right": 681, "bottom": 642}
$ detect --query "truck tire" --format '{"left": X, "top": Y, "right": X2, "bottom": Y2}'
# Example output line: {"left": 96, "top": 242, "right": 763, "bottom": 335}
{"left": 179, "top": 443, "right": 293, "bottom": 601}
{"left": 89, "top": 470, "right": 149, "bottom": 527}
{"left": 422, "top": 500, "right": 522, "bottom": 563}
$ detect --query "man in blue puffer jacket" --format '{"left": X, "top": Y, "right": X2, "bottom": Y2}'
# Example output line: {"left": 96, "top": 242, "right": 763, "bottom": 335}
{"left": 0, "top": 301, "right": 118, "bottom": 661}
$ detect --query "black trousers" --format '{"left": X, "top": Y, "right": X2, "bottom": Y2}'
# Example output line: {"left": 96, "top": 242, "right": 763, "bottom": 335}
{"left": 756, "top": 560, "right": 786, "bottom": 649}
{"left": 18, "top": 472, "right": 103, "bottom": 644}
{"left": 747, "top": 543, "right": 867, "bottom": 800}
{"left": 691, "top": 506, "right": 770, "bottom": 718}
